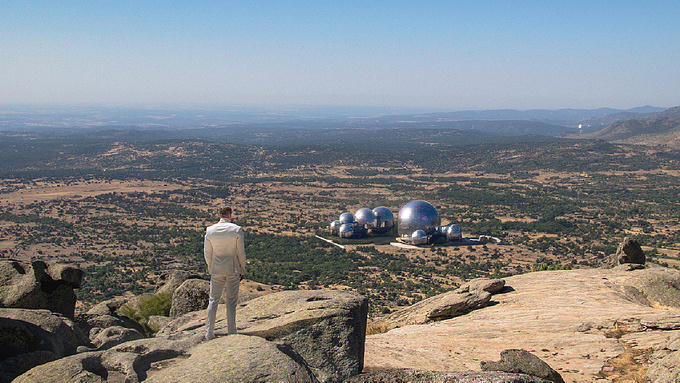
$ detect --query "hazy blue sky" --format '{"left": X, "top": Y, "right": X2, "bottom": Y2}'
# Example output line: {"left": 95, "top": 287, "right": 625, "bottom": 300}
{"left": 2, "top": 1, "right": 679, "bottom": 110}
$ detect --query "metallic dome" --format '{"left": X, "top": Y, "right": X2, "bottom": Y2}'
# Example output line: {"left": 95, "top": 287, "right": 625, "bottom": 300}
{"left": 329, "top": 220, "right": 341, "bottom": 235}
{"left": 446, "top": 224, "right": 462, "bottom": 241}
{"left": 339, "top": 223, "right": 354, "bottom": 238}
{"left": 355, "top": 208, "right": 377, "bottom": 229}
{"left": 338, "top": 212, "right": 354, "bottom": 224}
{"left": 411, "top": 229, "right": 429, "bottom": 245}
{"left": 398, "top": 200, "right": 440, "bottom": 239}
{"left": 372, "top": 206, "right": 394, "bottom": 232}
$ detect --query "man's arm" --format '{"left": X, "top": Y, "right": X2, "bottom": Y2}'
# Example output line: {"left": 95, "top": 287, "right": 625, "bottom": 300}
{"left": 204, "top": 233, "right": 213, "bottom": 273}
{"left": 237, "top": 228, "right": 246, "bottom": 278}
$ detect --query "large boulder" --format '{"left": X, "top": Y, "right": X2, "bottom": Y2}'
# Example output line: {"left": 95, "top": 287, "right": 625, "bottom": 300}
{"left": 91, "top": 326, "right": 145, "bottom": 350}
{"left": 13, "top": 353, "right": 111, "bottom": 383}
{"left": 167, "top": 278, "right": 270, "bottom": 319}
{"left": 455, "top": 278, "right": 506, "bottom": 294}
{"left": 236, "top": 290, "right": 367, "bottom": 383}
{"left": 481, "top": 349, "right": 564, "bottom": 383}
{"left": 626, "top": 267, "right": 680, "bottom": 309}
{"left": 0, "top": 308, "right": 88, "bottom": 357}
{"left": 15, "top": 334, "right": 205, "bottom": 383}
{"left": 346, "top": 369, "right": 553, "bottom": 382}
{"left": 169, "top": 279, "right": 210, "bottom": 318}
{"left": 0, "top": 351, "right": 56, "bottom": 383}
{"left": 75, "top": 312, "right": 146, "bottom": 351}
{"left": 0, "top": 260, "right": 83, "bottom": 318}
{"left": 15, "top": 289, "right": 366, "bottom": 383}
{"left": 605, "top": 237, "right": 645, "bottom": 268}
{"left": 0, "top": 308, "right": 89, "bottom": 382}
{"left": 16, "top": 334, "right": 317, "bottom": 383}
{"left": 85, "top": 297, "right": 128, "bottom": 316}
{"left": 145, "top": 335, "right": 317, "bottom": 383}
{"left": 76, "top": 313, "right": 145, "bottom": 337}
{"left": 0, "top": 316, "right": 34, "bottom": 360}
{"left": 369, "top": 279, "right": 505, "bottom": 333}
{"left": 155, "top": 270, "right": 194, "bottom": 295}
{"left": 157, "top": 289, "right": 368, "bottom": 383}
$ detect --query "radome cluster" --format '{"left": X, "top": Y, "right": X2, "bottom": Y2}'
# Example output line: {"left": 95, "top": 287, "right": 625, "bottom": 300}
{"left": 330, "top": 206, "right": 395, "bottom": 238}
{"left": 328, "top": 200, "right": 462, "bottom": 245}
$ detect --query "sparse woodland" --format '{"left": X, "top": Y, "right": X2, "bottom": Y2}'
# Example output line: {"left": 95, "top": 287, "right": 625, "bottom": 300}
{"left": 2, "top": 129, "right": 680, "bottom": 315}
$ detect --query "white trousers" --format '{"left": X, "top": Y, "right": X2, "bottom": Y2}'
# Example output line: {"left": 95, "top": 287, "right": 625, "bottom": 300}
{"left": 205, "top": 274, "right": 241, "bottom": 337}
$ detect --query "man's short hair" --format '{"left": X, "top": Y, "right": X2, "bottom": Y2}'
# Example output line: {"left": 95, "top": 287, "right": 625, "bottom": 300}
{"left": 219, "top": 206, "right": 232, "bottom": 217}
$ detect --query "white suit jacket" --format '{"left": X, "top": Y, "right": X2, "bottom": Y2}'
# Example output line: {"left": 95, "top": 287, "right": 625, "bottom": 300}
{"left": 204, "top": 219, "right": 246, "bottom": 276}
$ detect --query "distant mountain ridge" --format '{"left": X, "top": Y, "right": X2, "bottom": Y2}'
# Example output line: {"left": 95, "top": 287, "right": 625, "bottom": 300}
{"left": 380, "top": 106, "right": 666, "bottom": 127}
{"left": 650, "top": 105, "right": 680, "bottom": 119}
{"left": 1, "top": 104, "right": 672, "bottom": 140}
{"left": 584, "top": 105, "right": 680, "bottom": 146}
{"left": 591, "top": 118, "right": 680, "bottom": 141}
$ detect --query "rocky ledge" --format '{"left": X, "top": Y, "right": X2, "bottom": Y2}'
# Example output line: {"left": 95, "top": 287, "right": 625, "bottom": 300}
{"left": 364, "top": 265, "right": 680, "bottom": 383}
{"left": 10, "top": 288, "right": 367, "bottom": 383}
{"left": 3, "top": 255, "right": 680, "bottom": 382}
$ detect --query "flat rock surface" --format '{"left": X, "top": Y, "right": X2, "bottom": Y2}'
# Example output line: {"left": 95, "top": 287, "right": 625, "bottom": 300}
{"left": 158, "top": 289, "right": 365, "bottom": 338}
{"left": 364, "top": 267, "right": 680, "bottom": 383}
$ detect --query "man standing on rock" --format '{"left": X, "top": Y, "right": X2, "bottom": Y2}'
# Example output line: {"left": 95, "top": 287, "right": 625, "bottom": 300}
{"left": 204, "top": 205, "right": 246, "bottom": 340}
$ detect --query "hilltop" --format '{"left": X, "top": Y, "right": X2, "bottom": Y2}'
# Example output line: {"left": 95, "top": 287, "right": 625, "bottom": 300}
{"left": 4, "top": 258, "right": 680, "bottom": 382}
{"left": 579, "top": 106, "right": 680, "bottom": 147}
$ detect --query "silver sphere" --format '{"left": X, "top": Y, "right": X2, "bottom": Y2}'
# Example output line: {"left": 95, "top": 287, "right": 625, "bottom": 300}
{"left": 329, "top": 220, "right": 341, "bottom": 235}
{"left": 446, "top": 224, "right": 462, "bottom": 241}
{"left": 338, "top": 212, "right": 354, "bottom": 224}
{"left": 372, "top": 206, "right": 394, "bottom": 231}
{"left": 355, "top": 207, "right": 377, "bottom": 229}
{"left": 398, "top": 200, "right": 440, "bottom": 239}
{"left": 339, "top": 223, "right": 354, "bottom": 238}
{"left": 411, "top": 229, "right": 429, "bottom": 245}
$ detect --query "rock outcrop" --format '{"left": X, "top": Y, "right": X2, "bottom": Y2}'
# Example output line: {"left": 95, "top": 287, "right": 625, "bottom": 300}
{"left": 481, "top": 349, "right": 564, "bottom": 383}
{"left": 0, "top": 308, "right": 89, "bottom": 382}
{"left": 0, "top": 260, "right": 83, "bottom": 318}
{"left": 346, "top": 369, "right": 553, "bottom": 382}
{"left": 75, "top": 297, "right": 147, "bottom": 351}
{"left": 16, "top": 289, "right": 368, "bottom": 383}
{"left": 369, "top": 278, "right": 505, "bottom": 333}
{"left": 155, "top": 270, "right": 197, "bottom": 296}
{"left": 168, "top": 278, "right": 210, "bottom": 318}
{"left": 90, "top": 326, "right": 146, "bottom": 350}
{"left": 365, "top": 267, "right": 680, "bottom": 383}
{"left": 145, "top": 335, "right": 318, "bottom": 383}
{"left": 605, "top": 237, "right": 646, "bottom": 268}
{"left": 166, "top": 277, "right": 264, "bottom": 319}
{"left": 647, "top": 332, "right": 680, "bottom": 382}
{"left": 84, "top": 297, "right": 128, "bottom": 316}
{"left": 626, "top": 267, "right": 680, "bottom": 309}
{"left": 454, "top": 278, "right": 507, "bottom": 295}
{"left": 159, "top": 289, "right": 368, "bottom": 383}
{"left": 14, "top": 334, "right": 205, "bottom": 383}
{"left": 6, "top": 259, "right": 680, "bottom": 382}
